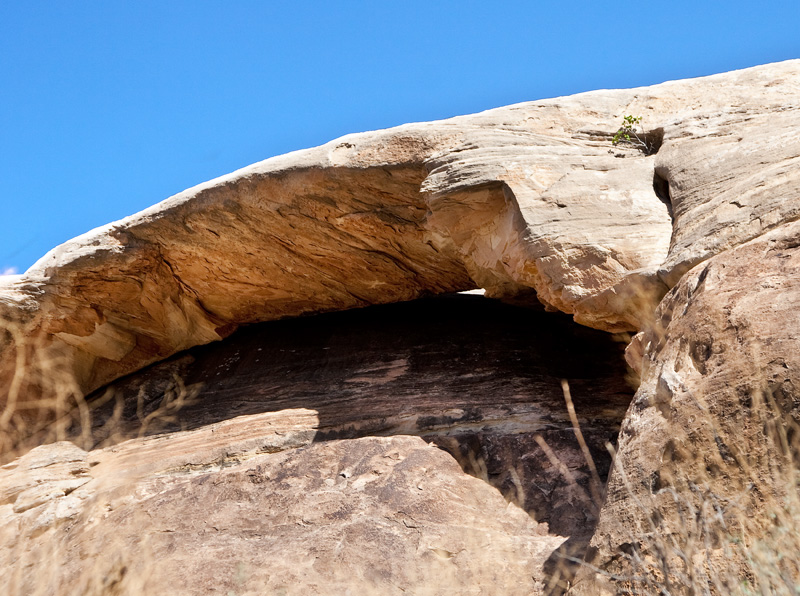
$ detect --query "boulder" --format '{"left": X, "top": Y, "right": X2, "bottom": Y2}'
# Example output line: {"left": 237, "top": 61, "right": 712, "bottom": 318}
{"left": 572, "top": 220, "right": 800, "bottom": 594}
{"left": 3, "top": 436, "right": 564, "bottom": 596}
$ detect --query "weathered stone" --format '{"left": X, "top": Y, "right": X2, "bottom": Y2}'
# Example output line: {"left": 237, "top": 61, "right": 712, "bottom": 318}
{"left": 1, "top": 61, "right": 796, "bottom": 404}
{"left": 90, "top": 296, "right": 631, "bottom": 531}
{"left": 0, "top": 441, "right": 92, "bottom": 549}
{"left": 32, "top": 436, "right": 564, "bottom": 596}
{"left": 8, "top": 60, "right": 796, "bottom": 403}
{"left": 656, "top": 106, "right": 800, "bottom": 287}
{"left": 1, "top": 60, "right": 800, "bottom": 596}
{"left": 572, "top": 220, "right": 800, "bottom": 594}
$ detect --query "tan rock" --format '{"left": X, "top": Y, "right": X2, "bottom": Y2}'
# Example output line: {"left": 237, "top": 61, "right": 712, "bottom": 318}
{"left": 0, "top": 295, "right": 633, "bottom": 595}
{"left": 3, "top": 435, "right": 564, "bottom": 596}
{"left": 573, "top": 220, "right": 800, "bottom": 593}
{"left": 2, "top": 63, "right": 798, "bottom": 403}
{"left": 656, "top": 104, "right": 800, "bottom": 287}
{"left": 0, "top": 441, "right": 91, "bottom": 544}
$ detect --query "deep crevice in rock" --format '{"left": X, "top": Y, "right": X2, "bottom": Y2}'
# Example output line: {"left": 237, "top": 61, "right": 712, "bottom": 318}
{"left": 653, "top": 168, "right": 673, "bottom": 219}
{"left": 643, "top": 127, "right": 665, "bottom": 155}
{"left": 610, "top": 127, "right": 664, "bottom": 156}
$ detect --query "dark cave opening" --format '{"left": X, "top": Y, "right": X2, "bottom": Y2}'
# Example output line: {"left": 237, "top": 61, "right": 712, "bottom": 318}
{"left": 643, "top": 127, "right": 665, "bottom": 155}
{"left": 87, "top": 293, "right": 635, "bottom": 590}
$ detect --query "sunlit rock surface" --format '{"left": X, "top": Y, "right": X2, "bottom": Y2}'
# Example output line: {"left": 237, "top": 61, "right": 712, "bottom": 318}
{"left": 2, "top": 296, "right": 632, "bottom": 595}
{"left": 572, "top": 221, "right": 800, "bottom": 594}
{"left": 1, "top": 60, "right": 799, "bottom": 594}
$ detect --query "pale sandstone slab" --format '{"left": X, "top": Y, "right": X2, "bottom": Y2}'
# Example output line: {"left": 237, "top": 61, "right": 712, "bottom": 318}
{"left": 2, "top": 63, "right": 799, "bottom": 396}
{"left": 2, "top": 436, "right": 564, "bottom": 596}
{"left": 656, "top": 106, "right": 800, "bottom": 286}
{"left": 3, "top": 61, "right": 799, "bottom": 400}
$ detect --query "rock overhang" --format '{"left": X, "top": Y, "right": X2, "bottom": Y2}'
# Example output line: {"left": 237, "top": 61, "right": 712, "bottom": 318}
{"left": 2, "top": 59, "right": 800, "bottom": 596}
{"left": 0, "top": 58, "right": 798, "bottom": 409}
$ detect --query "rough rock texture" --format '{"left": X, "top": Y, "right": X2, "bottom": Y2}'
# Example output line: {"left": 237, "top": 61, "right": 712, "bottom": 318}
{"left": 571, "top": 221, "right": 800, "bottom": 594}
{"left": 2, "top": 62, "right": 795, "bottom": 402}
{"left": 2, "top": 62, "right": 797, "bottom": 401}
{"left": 4, "top": 437, "right": 567, "bottom": 596}
{"left": 2, "top": 296, "right": 632, "bottom": 595}
{"left": 2, "top": 436, "right": 563, "bottom": 596}
{"left": 656, "top": 101, "right": 800, "bottom": 287}
{"left": 2, "top": 60, "right": 800, "bottom": 595}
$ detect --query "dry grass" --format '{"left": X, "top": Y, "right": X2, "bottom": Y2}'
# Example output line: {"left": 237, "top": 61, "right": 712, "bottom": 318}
{"left": 609, "top": 385, "right": 800, "bottom": 596}
{"left": 0, "top": 318, "right": 199, "bottom": 596}
{"left": 0, "top": 319, "right": 88, "bottom": 462}
{"left": 0, "top": 315, "right": 205, "bottom": 463}
{"left": 538, "top": 375, "right": 800, "bottom": 596}
{"left": 2, "top": 312, "right": 799, "bottom": 596}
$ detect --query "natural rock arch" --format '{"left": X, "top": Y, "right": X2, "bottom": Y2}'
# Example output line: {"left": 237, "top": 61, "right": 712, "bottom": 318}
{"left": 2, "top": 59, "right": 800, "bottom": 595}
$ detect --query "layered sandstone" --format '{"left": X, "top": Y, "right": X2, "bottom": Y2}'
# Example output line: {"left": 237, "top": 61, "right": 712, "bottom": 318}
{"left": 571, "top": 220, "right": 800, "bottom": 594}
{"left": 1, "top": 60, "right": 799, "bottom": 595}
{"left": 1, "top": 296, "right": 632, "bottom": 595}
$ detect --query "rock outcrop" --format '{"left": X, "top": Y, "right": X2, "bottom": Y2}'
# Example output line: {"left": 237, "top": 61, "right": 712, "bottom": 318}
{"left": 572, "top": 220, "right": 800, "bottom": 594}
{"left": 1, "top": 59, "right": 799, "bottom": 594}
{"left": 2, "top": 296, "right": 632, "bottom": 595}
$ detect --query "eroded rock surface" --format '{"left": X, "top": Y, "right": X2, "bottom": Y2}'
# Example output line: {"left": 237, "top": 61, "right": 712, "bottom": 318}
{"left": 2, "top": 60, "right": 800, "bottom": 595}
{"left": 0, "top": 67, "right": 719, "bottom": 397}
{"left": 4, "top": 436, "right": 567, "bottom": 596}
{"left": 3, "top": 62, "right": 796, "bottom": 403}
{"left": 1, "top": 296, "right": 633, "bottom": 595}
{"left": 572, "top": 221, "right": 800, "bottom": 594}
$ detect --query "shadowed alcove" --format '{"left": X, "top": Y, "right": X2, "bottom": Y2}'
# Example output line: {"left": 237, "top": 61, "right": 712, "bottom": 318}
{"left": 87, "top": 292, "right": 634, "bottom": 590}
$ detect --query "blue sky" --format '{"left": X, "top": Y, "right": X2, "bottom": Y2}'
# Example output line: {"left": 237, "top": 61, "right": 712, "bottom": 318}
{"left": 1, "top": 1, "right": 798, "bottom": 274}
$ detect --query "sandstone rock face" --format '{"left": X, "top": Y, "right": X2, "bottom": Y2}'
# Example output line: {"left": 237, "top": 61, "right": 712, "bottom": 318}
{"left": 3, "top": 436, "right": 561, "bottom": 596}
{"left": 572, "top": 221, "right": 800, "bottom": 594}
{"left": 656, "top": 103, "right": 800, "bottom": 287}
{"left": 1, "top": 60, "right": 800, "bottom": 595}
{"left": 2, "top": 62, "right": 795, "bottom": 402}
{"left": 1, "top": 296, "right": 632, "bottom": 595}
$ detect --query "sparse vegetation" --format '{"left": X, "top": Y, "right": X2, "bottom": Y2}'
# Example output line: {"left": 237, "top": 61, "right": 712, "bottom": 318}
{"left": 539, "top": 373, "right": 800, "bottom": 595}
{"left": 2, "top": 313, "right": 800, "bottom": 595}
{"left": 612, "top": 114, "right": 660, "bottom": 155}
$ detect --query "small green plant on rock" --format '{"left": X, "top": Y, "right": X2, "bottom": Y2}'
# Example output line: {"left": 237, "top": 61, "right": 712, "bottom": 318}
{"left": 612, "top": 114, "right": 654, "bottom": 153}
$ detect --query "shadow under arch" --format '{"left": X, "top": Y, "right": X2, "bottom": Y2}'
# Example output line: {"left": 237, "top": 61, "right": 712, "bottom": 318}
{"left": 87, "top": 293, "right": 634, "bottom": 589}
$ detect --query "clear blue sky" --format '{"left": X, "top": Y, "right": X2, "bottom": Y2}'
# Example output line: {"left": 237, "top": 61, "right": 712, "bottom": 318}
{"left": 2, "top": 1, "right": 798, "bottom": 274}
